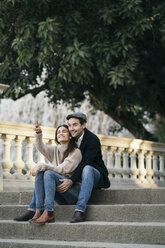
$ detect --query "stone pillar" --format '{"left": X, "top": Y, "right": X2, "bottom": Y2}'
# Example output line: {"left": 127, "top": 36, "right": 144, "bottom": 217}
{"left": 107, "top": 147, "right": 115, "bottom": 179}
{"left": 153, "top": 153, "right": 159, "bottom": 182}
{"left": 25, "top": 137, "right": 36, "bottom": 178}
{"left": 1, "top": 134, "right": 15, "bottom": 179}
{"left": 38, "top": 152, "right": 45, "bottom": 163}
{"left": 101, "top": 145, "right": 108, "bottom": 164}
{"left": 146, "top": 151, "right": 154, "bottom": 184}
{"left": 13, "top": 135, "right": 25, "bottom": 179}
{"left": 159, "top": 154, "right": 165, "bottom": 181}
{"left": 138, "top": 150, "right": 147, "bottom": 184}
{"left": 123, "top": 149, "right": 130, "bottom": 179}
{"left": 130, "top": 149, "right": 138, "bottom": 181}
{"left": 114, "top": 148, "right": 123, "bottom": 179}
{"left": 0, "top": 134, "right": 3, "bottom": 191}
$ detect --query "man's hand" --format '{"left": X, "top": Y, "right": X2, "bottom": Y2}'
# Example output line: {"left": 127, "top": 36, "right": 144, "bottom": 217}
{"left": 29, "top": 166, "right": 38, "bottom": 177}
{"left": 56, "top": 179, "right": 73, "bottom": 193}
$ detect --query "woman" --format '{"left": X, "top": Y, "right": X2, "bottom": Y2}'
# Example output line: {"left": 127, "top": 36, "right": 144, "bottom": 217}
{"left": 29, "top": 120, "right": 82, "bottom": 224}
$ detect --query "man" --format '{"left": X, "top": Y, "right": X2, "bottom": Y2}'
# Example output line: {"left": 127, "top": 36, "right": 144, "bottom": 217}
{"left": 14, "top": 112, "right": 110, "bottom": 223}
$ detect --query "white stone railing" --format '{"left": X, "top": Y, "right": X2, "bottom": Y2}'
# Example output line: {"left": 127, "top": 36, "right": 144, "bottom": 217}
{"left": 100, "top": 135, "right": 165, "bottom": 188}
{"left": 0, "top": 121, "right": 55, "bottom": 191}
{"left": 0, "top": 121, "right": 165, "bottom": 191}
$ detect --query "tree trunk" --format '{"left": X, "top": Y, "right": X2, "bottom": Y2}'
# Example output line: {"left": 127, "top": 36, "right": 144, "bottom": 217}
{"left": 104, "top": 108, "right": 157, "bottom": 141}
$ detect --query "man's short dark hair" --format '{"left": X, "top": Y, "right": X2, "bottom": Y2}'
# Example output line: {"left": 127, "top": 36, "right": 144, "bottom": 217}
{"left": 78, "top": 118, "right": 86, "bottom": 125}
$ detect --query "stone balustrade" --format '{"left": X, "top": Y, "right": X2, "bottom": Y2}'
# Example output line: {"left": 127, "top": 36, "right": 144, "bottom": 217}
{"left": 99, "top": 134, "right": 165, "bottom": 188}
{"left": 0, "top": 121, "right": 55, "bottom": 191}
{"left": 0, "top": 121, "right": 165, "bottom": 191}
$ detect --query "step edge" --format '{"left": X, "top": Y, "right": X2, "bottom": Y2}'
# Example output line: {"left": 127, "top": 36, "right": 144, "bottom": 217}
{"left": 0, "top": 238, "right": 164, "bottom": 248}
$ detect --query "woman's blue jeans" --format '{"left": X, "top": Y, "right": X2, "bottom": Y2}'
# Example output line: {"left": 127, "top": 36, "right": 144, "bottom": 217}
{"left": 28, "top": 165, "right": 101, "bottom": 212}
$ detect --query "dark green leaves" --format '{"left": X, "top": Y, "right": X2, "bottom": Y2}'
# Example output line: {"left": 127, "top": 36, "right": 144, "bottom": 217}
{"left": 1, "top": 0, "right": 165, "bottom": 141}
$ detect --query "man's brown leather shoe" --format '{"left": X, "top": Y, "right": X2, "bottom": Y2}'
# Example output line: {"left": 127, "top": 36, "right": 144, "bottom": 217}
{"left": 29, "top": 209, "right": 43, "bottom": 223}
{"left": 70, "top": 211, "right": 85, "bottom": 223}
{"left": 33, "top": 210, "right": 55, "bottom": 224}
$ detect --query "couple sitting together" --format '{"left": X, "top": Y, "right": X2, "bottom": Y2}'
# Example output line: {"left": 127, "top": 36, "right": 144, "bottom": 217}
{"left": 14, "top": 112, "right": 110, "bottom": 224}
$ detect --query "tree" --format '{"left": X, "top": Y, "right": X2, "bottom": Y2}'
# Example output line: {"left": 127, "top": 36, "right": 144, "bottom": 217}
{"left": 0, "top": 0, "right": 165, "bottom": 141}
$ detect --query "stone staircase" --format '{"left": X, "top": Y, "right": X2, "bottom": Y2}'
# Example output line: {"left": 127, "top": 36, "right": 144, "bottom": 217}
{"left": 0, "top": 188, "right": 165, "bottom": 248}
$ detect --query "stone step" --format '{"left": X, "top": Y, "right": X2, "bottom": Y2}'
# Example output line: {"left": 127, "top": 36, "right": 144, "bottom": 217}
{"left": 0, "top": 239, "right": 165, "bottom": 248}
{"left": 0, "top": 220, "right": 165, "bottom": 244}
{"left": 1, "top": 188, "right": 165, "bottom": 205}
{"left": 1, "top": 204, "right": 165, "bottom": 222}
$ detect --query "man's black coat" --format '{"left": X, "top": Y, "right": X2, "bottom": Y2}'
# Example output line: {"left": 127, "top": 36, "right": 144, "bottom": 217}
{"left": 70, "top": 128, "right": 110, "bottom": 189}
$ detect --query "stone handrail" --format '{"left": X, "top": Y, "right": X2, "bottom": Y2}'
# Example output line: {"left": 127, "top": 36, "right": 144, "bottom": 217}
{"left": 0, "top": 121, "right": 55, "bottom": 191}
{"left": 99, "top": 134, "right": 165, "bottom": 187}
{"left": 0, "top": 121, "right": 165, "bottom": 191}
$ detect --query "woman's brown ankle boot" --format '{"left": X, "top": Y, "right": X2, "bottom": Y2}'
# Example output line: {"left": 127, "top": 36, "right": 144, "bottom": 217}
{"left": 34, "top": 210, "right": 55, "bottom": 224}
{"left": 29, "top": 209, "right": 42, "bottom": 223}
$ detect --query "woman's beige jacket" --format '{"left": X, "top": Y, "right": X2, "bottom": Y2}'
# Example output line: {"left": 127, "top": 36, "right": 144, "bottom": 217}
{"left": 34, "top": 133, "right": 82, "bottom": 178}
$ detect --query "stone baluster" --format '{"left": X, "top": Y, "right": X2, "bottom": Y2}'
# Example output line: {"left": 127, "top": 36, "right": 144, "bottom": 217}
{"left": 107, "top": 146, "right": 116, "bottom": 178}
{"left": 146, "top": 151, "right": 154, "bottom": 184}
{"left": 130, "top": 149, "right": 138, "bottom": 181}
{"left": 153, "top": 153, "right": 159, "bottom": 182}
{"left": 1, "top": 134, "right": 15, "bottom": 179}
{"left": 38, "top": 151, "right": 45, "bottom": 163}
{"left": 106, "top": 147, "right": 111, "bottom": 175}
{"left": 13, "top": 135, "right": 25, "bottom": 179}
{"left": 114, "top": 148, "right": 123, "bottom": 179}
{"left": 36, "top": 138, "right": 50, "bottom": 164}
{"left": 0, "top": 134, "right": 2, "bottom": 192}
{"left": 138, "top": 150, "right": 147, "bottom": 183}
{"left": 123, "top": 149, "right": 130, "bottom": 179}
{"left": 41, "top": 138, "right": 50, "bottom": 164}
{"left": 25, "top": 137, "right": 36, "bottom": 176}
{"left": 101, "top": 145, "right": 108, "bottom": 164}
{"left": 159, "top": 154, "right": 165, "bottom": 181}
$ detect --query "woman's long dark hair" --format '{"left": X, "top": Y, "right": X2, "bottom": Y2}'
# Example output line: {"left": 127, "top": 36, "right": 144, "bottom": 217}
{"left": 55, "top": 124, "right": 77, "bottom": 162}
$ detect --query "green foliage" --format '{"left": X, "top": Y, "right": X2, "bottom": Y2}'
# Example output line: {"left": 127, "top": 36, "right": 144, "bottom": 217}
{"left": 0, "top": 0, "right": 165, "bottom": 141}
{"left": 154, "top": 120, "right": 165, "bottom": 143}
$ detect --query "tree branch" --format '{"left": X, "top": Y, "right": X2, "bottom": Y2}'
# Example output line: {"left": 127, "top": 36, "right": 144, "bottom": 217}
{"left": 3, "top": 84, "right": 47, "bottom": 100}
{"left": 88, "top": 88, "right": 156, "bottom": 141}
